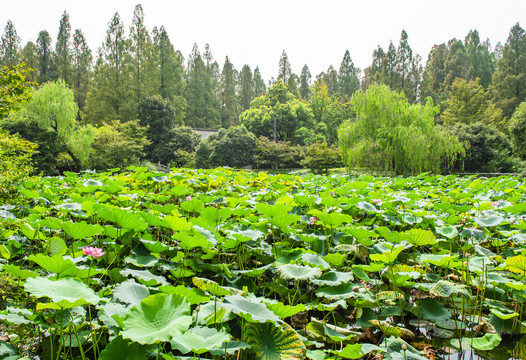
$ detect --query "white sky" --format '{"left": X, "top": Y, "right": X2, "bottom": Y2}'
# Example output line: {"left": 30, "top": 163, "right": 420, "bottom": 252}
{"left": 1, "top": 0, "right": 525, "bottom": 81}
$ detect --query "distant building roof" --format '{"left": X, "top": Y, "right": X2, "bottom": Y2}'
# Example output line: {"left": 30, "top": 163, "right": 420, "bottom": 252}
{"left": 193, "top": 128, "right": 218, "bottom": 140}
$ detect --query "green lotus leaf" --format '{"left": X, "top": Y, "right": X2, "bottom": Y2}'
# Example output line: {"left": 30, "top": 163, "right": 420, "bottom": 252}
{"left": 255, "top": 203, "right": 292, "bottom": 219}
{"left": 170, "top": 185, "right": 192, "bottom": 197}
{"left": 193, "top": 277, "right": 232, "bottom": 296}
{"left": 376, "top": 227, "right": 404, "bottom": 243}
{"left": 60, "top": 220, "right": 104, "bottom": 240}
{"left": 316, "top": 283, "right": 363, "bottom": 301}
{"left": 505, "top": 255, "right": 526, "bottom": 276}
{"left": 140, "top": 239, "right": 170, "bottom": 253}
{"left": 99, "top": 336, "right": 147, "bottom": 360}
{"left": 502, "top": 202, "right": 526, "bottom": 214}
{"left": 96, "top": 205, "right": 148, "bottom": 231}
{"left": 47, "top": 236, "right": 67, "bottom": 256}
{"left": 113, "top": 279, "right": 150, "bottom": 305}
{"left": 430, "top": 280, "right": 471, "bottom": 298}
{"left": 270, "top": 214, "right": 300, "bottom": 230}
{"left": 435, "top": 225, "right": 458, "bottom": 239}
{"left": 266, "top": 302, "right": 306, "bottom": 319}
{"left": 471, "top": 333, "right": 502, "bottom": 351}
{"left": 474, "top": 215, "right": 505, "bottom": 228}
{"left": 323, "top": 253, "right": 347, "bottom": 267}
{"left": 277, "top": 264, "right": 322, "bottom": 281}
{"left": 25, "top": 277, "right": 100, "bottom": 305}
{"left": 223, "top": 294, "right": 280, "bottom": 323}
{"left": 310, "top": 271, "right": 354, "bottom": 287}
{"left": 198, "top": 207, "right": 232, "bottom": 228}
{"left": 419, "top": 254, "right": 462, "bottom": 268}
{"left": 121, "top": 293, "right": 192, "bottom": 345}
{"left": 402, "top": 229, "right": 436, "bottom": 246}
{"left": 159, "top": 285, "right": 210, "bottom": 305}
{"left": 209, "top": 341, "right": 251, "bottom": 356}
{"left": 27, "top": 253, "right": 75, "bottom": 274}
{"left": 164, "top": 215, "right": 193, "bottom": 231}
{"left": 490, "top": 309, "right": 519, "bottom": 320}
{"left": 314, "top": 212, "right": 353, "bottom": 228}
{"left": 139, "top": 211, "right": 168, "bottom": 228}
{"left": 120, "top": 269, "right": 169, "bottom": 286}
{"left": 181, "top": 198, "right": 205, "bottom": 213}
{"left": 300, "top": 253, "right": 330, "bottom": 269}
{"left": 347, "top": 227, "right": 377, "bottom": 241}
{"left": 369, "top": 320, "right": 414, "bottom": 339}
{"left": 356, "top": 201, "right": 378, "bottom": 213}
{"left": 2, "top": 264, "right": 38, "bottom": 279}
{"left": 170, "top": 327, "right": 230, "bottom": 354}
{"left": 244, "top": 322, "right": 306, "bottom": 360}
{"left": 369, "top": 245, "right": 404, "bottom": 264}
{"left": 335, "top": 343, "right": 384, "bottom": 359}
{"left": 417, "top": 298, "right": 451, "bottom": 323}
{"left": 177, "top": 233, "right": 212, "bottom": 250}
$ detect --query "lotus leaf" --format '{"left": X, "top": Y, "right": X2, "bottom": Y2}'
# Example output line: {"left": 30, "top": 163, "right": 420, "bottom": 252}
{"left": 244, "top": 322, "right": 306, "bottom": 360}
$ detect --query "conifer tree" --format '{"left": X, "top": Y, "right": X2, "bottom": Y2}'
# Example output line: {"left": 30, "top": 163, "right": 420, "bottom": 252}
{"left": 71, "top": 29, "right": 92, "bottom": 117}
{"left": 277, "top": 50, "right": 292, "bottom": 84}
{"left": 152, "top": 26, "right": 185, "bottom": 100}
{"left": 299, "top": 64, "right": 312, "bottom": 100}
{"left": 21, "top": 42, "right": 39, "bottom": 82}
{"left": 36, "top": 30, "right": 54, "bottom": 83}
{"left": 465, "top": 29, "right": 494, "bottom": 88}
{"left": 55, "top": 11, "right": 72, "bottom": 84}
{"left": 491, "top": 23, "right": 526, "bottom": 118}
{"left": 443, "top": 39, "right": 468, "bottom": 91}
{"left": 253, "top": 66, "right": 266, "bottom": 96}
{"left": 338, "top": 50, "right": 360, "bottom": 100}
{"left": 420, "top": 43, "right": 448, "bottom": 105}
{"left": 129, "top": 4, "right": 154, "bottom": 104}
{"left": 0, "top": 20, "right": 21, "bottom": 66}
{"left": 238, "top": 64, "right": 254, "bottom": 111}
{"left": 219, "top": 56, "right": 239, "bottom": 128}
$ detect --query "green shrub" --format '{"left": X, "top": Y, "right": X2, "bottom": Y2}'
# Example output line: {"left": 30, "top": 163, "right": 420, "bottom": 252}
{"left": 300, "top": 142, "right": 342, "bottom": 174}
{"left": 509, "top": 101, "right": 526, "bottom": 161}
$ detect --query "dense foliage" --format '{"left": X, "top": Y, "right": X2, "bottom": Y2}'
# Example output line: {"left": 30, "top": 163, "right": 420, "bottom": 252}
{"left": 0, "top": 169, "right": 525, "bottom": 359}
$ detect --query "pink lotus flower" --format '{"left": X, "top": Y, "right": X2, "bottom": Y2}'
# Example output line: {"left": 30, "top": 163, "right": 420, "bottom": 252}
{"left": 185, "top": 196, "right": 192, "bottom": 201}
{"left": 330, "top": 191, "right": 335, "bottom": 196}
{"left": 491, "top": 202, "right": 499, "bottom": 207}
{"left": 372, "top": 199, "right": 382, "bottom": 204}
{"left": 82, "top": 246, "right": 105, "bottom": 259}
{"left": 310, "top": 216, "right": 318, "bottom": 224}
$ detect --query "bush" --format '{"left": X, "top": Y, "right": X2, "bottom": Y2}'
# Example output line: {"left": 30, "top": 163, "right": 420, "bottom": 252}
{"left": 449, "top": 122, "right": 517, "bottom": 172}
{"left": 300, "top": 142, "right": 342, "bottom": 174}
{"left": 195, "top": 126, "right": 257, "bottom": 168}
{"left": 254, "top": 137, "right": 304, "bottom": 170}
{"left": 509, "top": 101, "right": 526, "bottom": 161}
{"left": 151, "top": 126, "right": 201, "bottom": 166}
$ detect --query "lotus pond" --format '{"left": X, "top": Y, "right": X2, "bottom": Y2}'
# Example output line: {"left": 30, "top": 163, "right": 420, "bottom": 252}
{"left": 1, "top": 168, "right": 526, "bottom": 360}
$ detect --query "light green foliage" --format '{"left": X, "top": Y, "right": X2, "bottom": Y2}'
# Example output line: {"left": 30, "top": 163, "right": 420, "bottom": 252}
{"left": 0, "top": 64, "right": 34, "bottom": 119}
{"left": 0, "top": 20, "right": 21, "bottom": 67}
{"left": 442, "top": 78, "right": 503, "bottom": 131}
{"left": 88, "top": 120, "right": 149, "bottom": 170}
{"left": 195, "top": 125, "right": 256, "bottom": 168}
{"left": 238, "top": 64, "right": 255, "bottom": 111}
{"left": 152, "top": 26, "right": 185, "bottom": 101}
{"left": 55, "top": 11, "right": 72, "bottom": 85}
{"left": 464, "top": 29, "right": 494, "bottom": 88}
{"left": 339, "top": 85, "right": 464, "bottom": 175}
{"left": 0, "top": 129, "right": 37, "bottom": 203}
{"left": 509, "top": 101, "right": 526, "bottom": 160}
{"left": 300, "top": 142, "right": 342, "bottom": 174}
{"left": 71, "top": 29, "right": 92, "bottom": 117}
{"left": 240, "top": 82, "right": 314, "bottom": 144}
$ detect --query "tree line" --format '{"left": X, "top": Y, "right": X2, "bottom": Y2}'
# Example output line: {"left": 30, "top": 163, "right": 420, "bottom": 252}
{"left": 1, "top": 4, "right": 525, "bottom": 176}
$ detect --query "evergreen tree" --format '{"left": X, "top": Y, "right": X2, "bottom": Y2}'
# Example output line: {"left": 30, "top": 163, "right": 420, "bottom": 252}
{"left": 219, "top": 56, "right": 239, "bottom": 128}
{"left": 71, "top": 29, "right": 92, "bottom": 118}
{"left": 238, "top": 64, "right": 254, "bottom": 111}
{"left": 287, "top": 74, "right": 300, "bottom": 97}
{"left": 394, "top": 30, "right": 421, "bottom": 103}
{"left": 420, "top": 43, "right": 448, "bottom": 105}
{"left": 21, "top": 41, "right": 39, "bottom": 82}
{"left": 491, "top": 23, "right": 526, "bottom": 119}
{"left": 443, "top": 39, "right": 468, "bottom": 91}
{"left": 384, "top": 42, "right": 398, "bottom": 88}
{"left": 152, "top": 25, "right": 185, "bottom": 100}
{"left": 338, "top": 50, "right": 360, "bottom": 100}
{"left": 299, "top": 64, "right": 312, "bottom": 100}
{"left": 36, "top": 30, "right": 54, "bottom": 83}
{"left": 129, "top": 4, "right": 154, "bottom": 105}
{"left": 0, "top": 20, "right": 21, "bottom": 66}
{"left": 85, "top": 12, "right": 132, "bottom": 124}
{"left": 55, "top": 11, "right": 72, "bottom": 84}
{"left": 253, "top": 66, "right": 266, "bottom": 96}
{"left": 465, "top": 29, "right": 494, "bottom": 88}
{"left": 277, "top": 50, "right": 292, "bottom": 84}
{"left": 324, "top": 65, "right": 339, "bottom": 97}
{"left": 362, "top": 45, "right": 385, "bottom": 90}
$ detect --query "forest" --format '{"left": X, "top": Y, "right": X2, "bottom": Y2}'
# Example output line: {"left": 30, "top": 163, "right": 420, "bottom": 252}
{"left": 0, "top": 4, "right": 525, "bottom": 179}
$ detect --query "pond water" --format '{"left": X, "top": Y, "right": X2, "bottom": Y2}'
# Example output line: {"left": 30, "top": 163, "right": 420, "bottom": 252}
{"left": 440, "top": 336, "right": 526, "bottom": 360}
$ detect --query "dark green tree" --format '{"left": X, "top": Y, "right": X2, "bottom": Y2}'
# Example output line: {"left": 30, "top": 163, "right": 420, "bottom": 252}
{"left": 152, "top": 26, "right": 185, "bottom": 100}
{"left": 277, "top": 50, "right": 292, "bottom": 84}
{"left": 238, "top": 64, "right": 254, "bottom": 111}
{"left": 129, "top": 4, "right": 154, "bottom": 105}
{"left": 154, "top": 126, "right": 201, "bottom": 167}
{"left": 36, "top": 30, "right": 54, "bottom": 83}
{"left": 420, "top": 43, "right": 448, "bottom": 106}
{"left": 0, "top": 20, "right": 21, "bottom": 66}
{"left": 55, "top": 11, "right": 72, "bottom": 84}
{"left": 219, "top": 56, "right": 239, "bottom": 128}
{"left": 317, "top": 65, "right": 339, "bottom": 97}
{"left": 464, "top": 29, "right": 494, "bottom": 88}
{"left": 20, "top": 41, "right": 39, "bottom": 82}
{"left": 509, "top": 100, "right": 526, "bottom": 160}
{"left": 71, "top": 29, "right": 92, "bottom": 118}
{"left": 443, "top": 39, "right": 468, "bottom": 91}
{"left": 299, "top": 64, "right": 312, "bottom": 100}
{"left": 338, "top": 50, "right": 360, "bottom": 100}
{"left": 253, "top": 66, "right": 266, "bottom": 96}
{"left": 491, "top": 23, "right": 526, "bottom": 119}
{"left": 362, "top": 45, "right": 385, "bottom": 90}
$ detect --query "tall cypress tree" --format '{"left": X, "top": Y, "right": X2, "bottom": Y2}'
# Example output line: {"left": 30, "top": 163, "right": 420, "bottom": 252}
{"left": 443, "top": 39, "right": 468, "bottom": 91}
{"left": 55, "top": 11, "right": 72, "bottom": 84}
{"left": 129, "top": 4, "right": 154, "bottom": 105}
{"left": 238, "top": 64, "right": 254, "bottom": 111}
{"left": 338, "top": 50, "right": 360, "bottom": 100}
{"left": 152, "top": 25, "right": 185, "bottom": 100}
{"left": 71, "top": 29, "right": 92, "bottom": 118}
{"left": 362, "top": 45, "right": 385, "bottom": 90}
{"left": 36, "top": 30, "right": 54, "bottom": 83}
{"left": 465, "top": 29, "right": 494, "bottom": 88}
{"left": 491, "top": 23, "right": 526, "bottom": 118}
{"left": 420, "top": 43, "right": 448, "bottom": 105}
{"left": 0, "top": 20, "right": 21, "bottom": 66}
{"left": 21, "top": 41, "right": 39, "bottom": 82}
{"left": 253, "top": 67, "right": 266, "bottom": 96}
{"left": 277, "top": 50, "right": 292, "bottom": 84}
{"left": 219, "top": 56, "right": 239, "bottom": 128}
{"left": 299, "top": 64, "right": 312, "bottom": 100}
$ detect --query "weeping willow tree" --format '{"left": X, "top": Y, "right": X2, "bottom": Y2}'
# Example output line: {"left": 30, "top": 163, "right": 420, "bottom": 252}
{"left": 339, "top": 85, "right": 464, "bottom": 175}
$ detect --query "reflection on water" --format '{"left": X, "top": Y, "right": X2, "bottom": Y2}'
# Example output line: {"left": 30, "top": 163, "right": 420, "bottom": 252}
{"left": 439, "top": 335, "right": 526, "bottom": 360}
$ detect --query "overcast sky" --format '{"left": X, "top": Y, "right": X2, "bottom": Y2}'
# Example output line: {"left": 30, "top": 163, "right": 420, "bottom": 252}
{"left": 1, "top": 0, "right": 525, "bottom": 81}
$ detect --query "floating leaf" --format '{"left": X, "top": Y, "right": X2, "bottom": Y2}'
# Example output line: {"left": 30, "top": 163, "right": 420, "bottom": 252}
{"left": 171, "top": 327, "right": 230, "bottom": 354}
{"left": 25, "top": 277, "right": 100, "bottom": 305}
{"left": 113, "top": 279, "right": 150, "bottom": 305}
{"left": 277, "top": 264, "right": 322, "bottom": 281}
{"left": 223, "top": 295, "right": 280, "bottom": 323}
